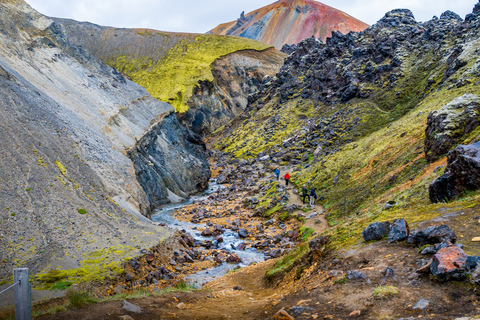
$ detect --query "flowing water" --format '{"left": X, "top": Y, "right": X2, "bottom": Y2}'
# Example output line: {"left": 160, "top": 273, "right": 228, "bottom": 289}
{"left": 150, "top": 179, "right": 266, "bottom": 288}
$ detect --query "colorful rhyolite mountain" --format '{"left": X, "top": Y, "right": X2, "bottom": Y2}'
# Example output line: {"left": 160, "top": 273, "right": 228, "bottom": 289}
{"left": 209, "top": 0, "right": 369, "bottom": 49}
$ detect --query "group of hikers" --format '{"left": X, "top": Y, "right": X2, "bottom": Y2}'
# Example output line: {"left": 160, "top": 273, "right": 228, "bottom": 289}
{"left": 274, "top": 167, "right": 318, "bottom": 207}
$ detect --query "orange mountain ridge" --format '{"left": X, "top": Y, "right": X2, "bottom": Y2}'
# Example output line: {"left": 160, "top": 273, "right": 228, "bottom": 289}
{"left": 209, "top": 0, "right": 369, "bottom": 49}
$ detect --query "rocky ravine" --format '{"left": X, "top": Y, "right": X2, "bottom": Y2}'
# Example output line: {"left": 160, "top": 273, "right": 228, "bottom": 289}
{"left": 53, "top": 18, "right": 286, "bottom": 136}
{"left": 0, "top": 0, "right": 209, "bottom": 282}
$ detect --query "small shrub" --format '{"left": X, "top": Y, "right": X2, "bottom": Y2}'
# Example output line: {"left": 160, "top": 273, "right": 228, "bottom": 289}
{"left": 334, "top": 275, "right": 348, "bottom": 284}
{"left": 66, "top": 289, "right": 96, "bottom": 309}
{"left": 373, "top": 285, "right": 399, "bottom": 299}
{"left": 50, "top": 281, "right": 72, "bottom": 291}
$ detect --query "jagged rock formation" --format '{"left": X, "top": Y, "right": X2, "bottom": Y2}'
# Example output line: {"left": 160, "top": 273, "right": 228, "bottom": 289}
{"left": 425, "top": 94, "right": 480, "bottom": 162}
{"left": 217, "top": 7, "right": 480, "bottom": 218}
{"left": 54, "top": 18, "right": 284, "bottom": 135}
{"left": 209, "top": 0, "right": 369, "bottom": 49}
{"left": 0, "top": 0, "right": 209, "bottom": 278}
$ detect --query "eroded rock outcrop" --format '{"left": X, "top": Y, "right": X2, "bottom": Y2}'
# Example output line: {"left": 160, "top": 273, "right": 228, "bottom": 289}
{"left": 429, "top": 142, "right": 480, "bottom": 203}
{"left": 425, "top": 94, "right": 480, "bottom": 162}
{"left": 179, "top": 48, "right": 286, "bottom": 135}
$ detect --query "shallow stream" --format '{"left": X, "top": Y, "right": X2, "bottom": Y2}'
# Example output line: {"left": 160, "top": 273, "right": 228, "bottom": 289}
{"left": 150, "top": 180, "right": 265, "bottom": 288}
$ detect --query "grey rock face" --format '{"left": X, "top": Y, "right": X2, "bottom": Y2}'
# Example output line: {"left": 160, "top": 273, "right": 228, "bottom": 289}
{"left": 128, "top": 111, "right": 210, "bottom": 211}
{"left": 425, "top": 94, "right": 480, "bottom": 162}
{"left": 0, "top": 0, "right": 208, "bottom": 279}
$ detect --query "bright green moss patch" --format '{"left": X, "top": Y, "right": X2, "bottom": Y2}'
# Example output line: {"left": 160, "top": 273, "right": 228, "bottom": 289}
{"left": 36, "top": 245, "right": 136, "bottom": 289}
{"left": 106, "top": 35, "right": 270, "bottom": 113}
{"left": 299, "top": 226, "right": 315, "bottom": 241}
{"left": 266, "top": 243, "right": 310, "bottom": 282}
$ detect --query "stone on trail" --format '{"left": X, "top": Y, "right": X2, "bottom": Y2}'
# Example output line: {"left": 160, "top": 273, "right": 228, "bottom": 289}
{"left": 122, "top": 300, "right": 142, "bottom": 314}
{"left": 119, "top": 316, "right": 135, "bottom": 320}
{"left": 388, "top": 219, "right": 409, "bottom": 243}
{"left": 412, "top": 299, "right": 430, "bottom": 310}
{"left": 430, "top": 247, "right": 468, "bottom": 282}
{"left": 347, "top": 270, "right": 366, "bottom": 280}
{"left": 362, "top": 222, "right": 391, "bottom": 242}
{"left": 349, "top": 310, "right": 361, "bottom": 317}
{"left": 274, "top": 308, "right": 295, "bottom": 320}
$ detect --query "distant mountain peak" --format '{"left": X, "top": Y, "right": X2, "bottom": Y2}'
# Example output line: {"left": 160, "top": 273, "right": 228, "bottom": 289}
{"left": 209, "top": 0, "right": 369, "bottom": 48}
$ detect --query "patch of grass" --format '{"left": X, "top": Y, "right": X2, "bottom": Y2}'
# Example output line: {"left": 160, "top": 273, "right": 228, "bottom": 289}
{"left": 373, "top": 285, "right": 399, "bottom": 299}
{"left": 50, "top": 280, "right": 72, "bottom": 291}
{"left": 299, "top": 226, "right": 315, "bottom": 241}
{"left": 334, "top": 275, "right": 348, "bottom": 284}
{"left": 173, "top": 280, "right": 196, "bottom": 291}
{"left": 66, "top": 289, "right": 97, "bottom": 309}
{"left": 266, "top": 243, "right": 310, "bottom": 282}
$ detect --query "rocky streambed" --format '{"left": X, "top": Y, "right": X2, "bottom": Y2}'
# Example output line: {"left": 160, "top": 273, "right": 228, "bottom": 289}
{"left": 101, "top": 156, "right": 318, "bottom": 295}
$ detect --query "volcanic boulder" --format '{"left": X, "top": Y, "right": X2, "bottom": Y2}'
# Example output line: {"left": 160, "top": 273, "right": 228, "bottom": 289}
{"left": 429, "top": 142, "right": 480, "bottom": 203}
{"left": 425, "top": 94, "right": 480, "bottom": 162}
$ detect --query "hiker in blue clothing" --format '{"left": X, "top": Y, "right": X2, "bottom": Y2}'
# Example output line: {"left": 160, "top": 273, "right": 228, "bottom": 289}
{"left": 310, "top": 187, "right": 317, "bottom": 207}
{"left": 274, "top": 168, "right": 280, "bottom": 180}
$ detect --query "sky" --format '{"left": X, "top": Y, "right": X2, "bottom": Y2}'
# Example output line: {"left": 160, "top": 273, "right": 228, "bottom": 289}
{"left": 26, "top": 0, "right": 477, "bottom": 33}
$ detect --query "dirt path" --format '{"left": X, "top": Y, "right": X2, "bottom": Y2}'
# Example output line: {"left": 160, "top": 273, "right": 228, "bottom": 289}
{"left": 278, "top": 168, "right": 329, "bottom": 235}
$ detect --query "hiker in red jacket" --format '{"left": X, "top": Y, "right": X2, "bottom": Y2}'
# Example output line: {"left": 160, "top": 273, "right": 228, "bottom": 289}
{"left": 284, "top": 172, "right": 290, "bottom": 186}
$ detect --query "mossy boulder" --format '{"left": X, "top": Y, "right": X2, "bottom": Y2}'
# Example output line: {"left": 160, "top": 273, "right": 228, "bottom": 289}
{"left": 425, "top": 94, "right": 480, "bottom": 162}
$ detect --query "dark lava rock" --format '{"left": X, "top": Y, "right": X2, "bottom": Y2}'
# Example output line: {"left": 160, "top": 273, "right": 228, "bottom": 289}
{"left": 430, "top": 142, "right": 480, "bottom": 203}
{"left": 289, "top": 306, "right": 316, "bottom": 316}
{"left": 409, "top": 225, "right": 457, "bottom": 246}
{"left": 430, "top": 247, "right": 468, "bottom": 282}
{"left": 383, "top": 267, "right": 396, "bottom": 280}
{"left": 309, "top": 236, "right": 330, "bottom": 260}
{"left": 362, "top": 222, "right": 391, "bottom": 241}
{"left": 420, "top": 246, "right": 437, "bottom": 255}
{"left": 467, "top": 256, "right": 480, "bottom": 270}
{"left": 129, "top": 259, "right": 140, "bottom": 271}
{"left": 388, "top": 219, "right": 410, "bottom": 243}
{"left": 238, "top": 228, "right": 248, "bottom": 238}
{"left": 347, "top": 270, "right": 366, "bottom": 280}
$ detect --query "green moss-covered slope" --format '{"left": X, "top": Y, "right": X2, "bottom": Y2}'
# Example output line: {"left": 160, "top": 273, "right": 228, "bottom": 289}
{"left": 215, "top": 9, "right": 480, "bottom": 252}
{"left": 55, "top": 19, "right": 271, "bottom": 114}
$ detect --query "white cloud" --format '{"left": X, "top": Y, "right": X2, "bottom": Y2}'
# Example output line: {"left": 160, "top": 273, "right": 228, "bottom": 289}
{"left": 25, "top": 0, "right": 477, "bottom": 32}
